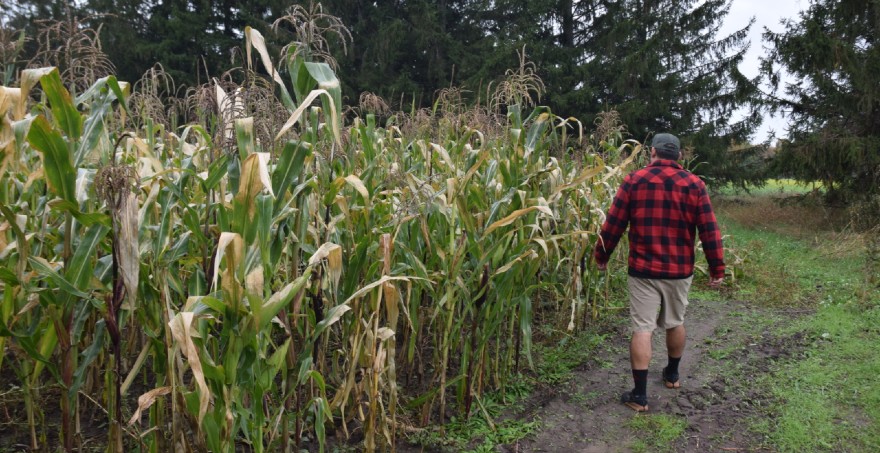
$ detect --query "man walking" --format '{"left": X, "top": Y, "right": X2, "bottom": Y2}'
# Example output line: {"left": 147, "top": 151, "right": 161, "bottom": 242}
{"left": 593, "top": 133, "right": 725, "bottom": 412}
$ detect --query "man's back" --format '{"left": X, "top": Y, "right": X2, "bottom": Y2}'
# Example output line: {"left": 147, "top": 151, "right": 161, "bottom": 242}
{"left": 594, "top": 160, "right": 724, "bottom": 280}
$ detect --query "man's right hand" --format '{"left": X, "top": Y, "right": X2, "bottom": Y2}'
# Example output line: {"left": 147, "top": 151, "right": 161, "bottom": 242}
{"left": 708, "top": 277, "right": 724, "bottom": 288}
{"left": 597, "top": 262, "right": 607, "bottom": 272}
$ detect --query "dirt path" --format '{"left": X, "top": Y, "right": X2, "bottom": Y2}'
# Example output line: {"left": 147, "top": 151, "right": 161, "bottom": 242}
{"left": 501, "top": 298, "right": 793, "bottom": 453}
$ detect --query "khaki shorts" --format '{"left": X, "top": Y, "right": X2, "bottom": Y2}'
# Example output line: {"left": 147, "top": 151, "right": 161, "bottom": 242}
{"left": 628, "top": 275, "right": 693, "bottom": 332}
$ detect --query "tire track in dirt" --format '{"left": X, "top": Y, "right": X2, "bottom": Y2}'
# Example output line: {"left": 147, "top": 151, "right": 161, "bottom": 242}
{"left": 508, "top": 299, "right": 754, "bottom": 453}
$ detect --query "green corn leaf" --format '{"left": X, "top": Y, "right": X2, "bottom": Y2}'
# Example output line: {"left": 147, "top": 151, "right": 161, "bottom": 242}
{"left": 287, "top": 53, "right": 315, "bottom": 106}
{"left": 0, "top": 267, "right": 18, "bottom": 285}
{"left": 73, "top": 77, "right": 129, "bottom": 166}
{"left": 524, "top": 109, "right": 552, "bottom": 159}
{"left": 296, "top": 356, "right": 313, "bottom": 387}
{"left": 39, "top": 68, "right": 83, "bottom": 140}
{"left": 313, "top": 396, "right": 331, "bottom": 452}
{"left": 357, "top": 116, "right": 377, "bottom": 161}
{"left": 31, "top": 312, "right": 60, "bottom": 385}
{"left": 271, "top": 140, "right": 310, "bottom": 202}
{"left": 305, "top": 62, "right": 342, "bottom": 139}
{"left": 232, "top": 153, "right": 269, "bottom": 242}
{"left": 48, "top": 200, "right": 112, "bottom": 228}
{"left": 260, "top": 339, "right": 291, "bottom": 390}
{"left": 164, "top": 231, "right": 192, "bottom": 264}
{"left": 65, "top": 223, "right": 111, "bottom": 291}
{"left": 184, "top": 295, "right": 225, "bottom": 315}
{"left": 27, "top": 115, "right": 76, "bottom": 203}
{"left": 28, "top": 257, "right": 90, "bottom": 299}
{"left": 227, "top": 154, "right": 241, "bottom": 197}
{"left": 322, "top": 177, "right": 346, "bottom": 206}
{"left": 70, "top": 319, "right": 106, "bottom": 398}
{"left": 256, "top": 193, "right": 273, "bottom": 269}
{"left": 404, "top": 374, "right": 465, "bottom": 410}
{"left": 203, "top": 153, "right": 229, "bottom": 190}
{"left": 154, "top": 189, "right": 174, "bottom": 257}
{"left": 256, "top": 268, "right": 311, "bottom": 331}
{"left": 234, "top": 117, "right": 256, "bottom": 159}
{"left": 268, "top": 339, "right": 290, "bottom": 371}
{"left": 312, "top": 303, "right": 352, "bottom": 339}
{"left": 94, "top": 255, "right": 112, "bottom": 286}
{"left": 181, "top": 207, "right": 208, "bottom": 242}
{"left": 0, "top": 319, "right": 59, "bottom": 383}
{"left": 166, "top": 270, "right": 186, "bottom": 298}
{"left": 187, "top": 269, "right": 208, "bottom": 298}
{"left": 75, "top": 108, "right": 106, "bottom": 167}
{"left": 74, "top": 75, "right": 130, "bottom": 111}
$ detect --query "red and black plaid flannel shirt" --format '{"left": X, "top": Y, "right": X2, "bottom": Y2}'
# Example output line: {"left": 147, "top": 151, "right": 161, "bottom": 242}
{"left": 593, "top": 160, "right": 725, "bottom": 279}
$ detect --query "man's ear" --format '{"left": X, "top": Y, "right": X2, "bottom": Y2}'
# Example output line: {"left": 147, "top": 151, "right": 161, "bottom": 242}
{"left": 649, "top": 147, "right": 657, "bottom": 159}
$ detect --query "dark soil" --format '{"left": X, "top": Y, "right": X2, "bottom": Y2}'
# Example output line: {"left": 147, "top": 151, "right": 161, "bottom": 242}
{"left": 497, "top": 299, "right": 807, "bottom": 453}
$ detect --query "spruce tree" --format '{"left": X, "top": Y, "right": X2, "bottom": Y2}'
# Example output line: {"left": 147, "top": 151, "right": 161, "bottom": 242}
{"left": 762, "top": 0, "right": 880, "bottom": 199}
{"left": 577, "top": 0, "right": 763, "bottom": 186}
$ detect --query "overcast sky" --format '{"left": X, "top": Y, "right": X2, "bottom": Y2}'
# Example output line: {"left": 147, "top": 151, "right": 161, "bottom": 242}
{"left": 718, "top": 0, "right": 808, "bottom": 142}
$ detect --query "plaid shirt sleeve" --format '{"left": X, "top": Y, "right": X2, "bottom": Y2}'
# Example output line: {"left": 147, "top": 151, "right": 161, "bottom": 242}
{"left": 696, "top": 185, "right": 725, "bottom": 279}
{"left": 593, "top": 175, "right": 631, "bottom": 265}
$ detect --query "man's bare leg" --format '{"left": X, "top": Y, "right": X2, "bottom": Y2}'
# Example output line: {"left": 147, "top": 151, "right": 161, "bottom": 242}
{"left": 664, "top": 325, "right": 685, "bottom": 388}
{"left": 624, "top": 331, "right": 653, "bottom": 411}
{"left": 630, "top": 331, "right": 653, "bottom": 369}
{"left": 666, "top": 324, "right": 685, "bottom": 357}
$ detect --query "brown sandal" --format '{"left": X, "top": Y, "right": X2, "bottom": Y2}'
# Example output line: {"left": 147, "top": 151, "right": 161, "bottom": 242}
{"left": 662, "top": 367, "right": 681, "bottom": 389}
{"left": 621, "top": 391, "right": 649, "bottom": 412}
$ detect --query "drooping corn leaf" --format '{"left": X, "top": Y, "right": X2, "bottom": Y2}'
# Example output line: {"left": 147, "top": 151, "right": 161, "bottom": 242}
{"left": 38, "top": 69, "right": 83, "bottom": 140}
{"left": 255, "top": 267, "right": 311, "bottom": 332}
{"left": 168, "top": 312, "right": 211, "bottom": 424}
{"left": 244, "top": 26, "right": 293, "bottom": 109}
{"left": 27, "top": 115, "right": 76, "bottom": 203}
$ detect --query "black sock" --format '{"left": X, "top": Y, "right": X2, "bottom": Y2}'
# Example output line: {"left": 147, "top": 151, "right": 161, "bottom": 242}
{"left": 632, "top": 369, "right": 648, "bottom": 397}
{"left": 667, "top": 356, "right": 681, "bottom": 375}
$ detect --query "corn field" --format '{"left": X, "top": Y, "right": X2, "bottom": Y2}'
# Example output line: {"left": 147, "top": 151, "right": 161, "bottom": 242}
{"left": 0, "top": 22, "right": 644, "bottom": 453}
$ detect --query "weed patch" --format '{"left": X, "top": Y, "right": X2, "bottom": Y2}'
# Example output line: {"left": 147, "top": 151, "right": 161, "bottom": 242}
{"left": 626, "top": 414, "right": 687, "bottom": 453}
{"left": 534, "top": 331, "right": 609, "bottom": 385}
{"left": 406, "top": 392, "right": 540, "bottom": 453}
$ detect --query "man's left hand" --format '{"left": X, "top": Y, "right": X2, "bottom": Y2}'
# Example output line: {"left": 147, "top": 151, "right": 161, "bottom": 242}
{"left": 709, "top": 277, "right": 724, "bottom": 288}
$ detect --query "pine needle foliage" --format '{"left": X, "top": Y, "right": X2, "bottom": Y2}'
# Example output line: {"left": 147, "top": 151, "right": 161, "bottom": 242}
{"left": 762, "top": 0, "right": 880, "bottom": 200}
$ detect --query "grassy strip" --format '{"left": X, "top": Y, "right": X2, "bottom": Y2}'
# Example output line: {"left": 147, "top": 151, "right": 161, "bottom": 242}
{"left": 755, "top": 305, "right": 880, "bottom": 452}
{"left": 716, "top": 198, "right": 880, "bottom": 452}
{"left": 717, "top": 199, "right": 869, "bottom": 307}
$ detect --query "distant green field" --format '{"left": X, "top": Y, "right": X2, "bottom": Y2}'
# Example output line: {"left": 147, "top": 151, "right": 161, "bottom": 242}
{"left": 716, "top": 179, "right": 821, "bottom": 196}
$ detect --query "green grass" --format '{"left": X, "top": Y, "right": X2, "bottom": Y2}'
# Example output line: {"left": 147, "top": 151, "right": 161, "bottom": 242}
{"left": 626, "top": 414, "right": 688, "bottom": 453}
{"left": 534, "top": 330, "right": 609, "bottom": 385}
{"left": 407, "top": 394, "right": 540, "bottom": 453}
{"left": 752, "top": 304, "right": 880, "bottom": 452}
{"left": 715, "top": 195, "right": 880, "bottom": 452}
